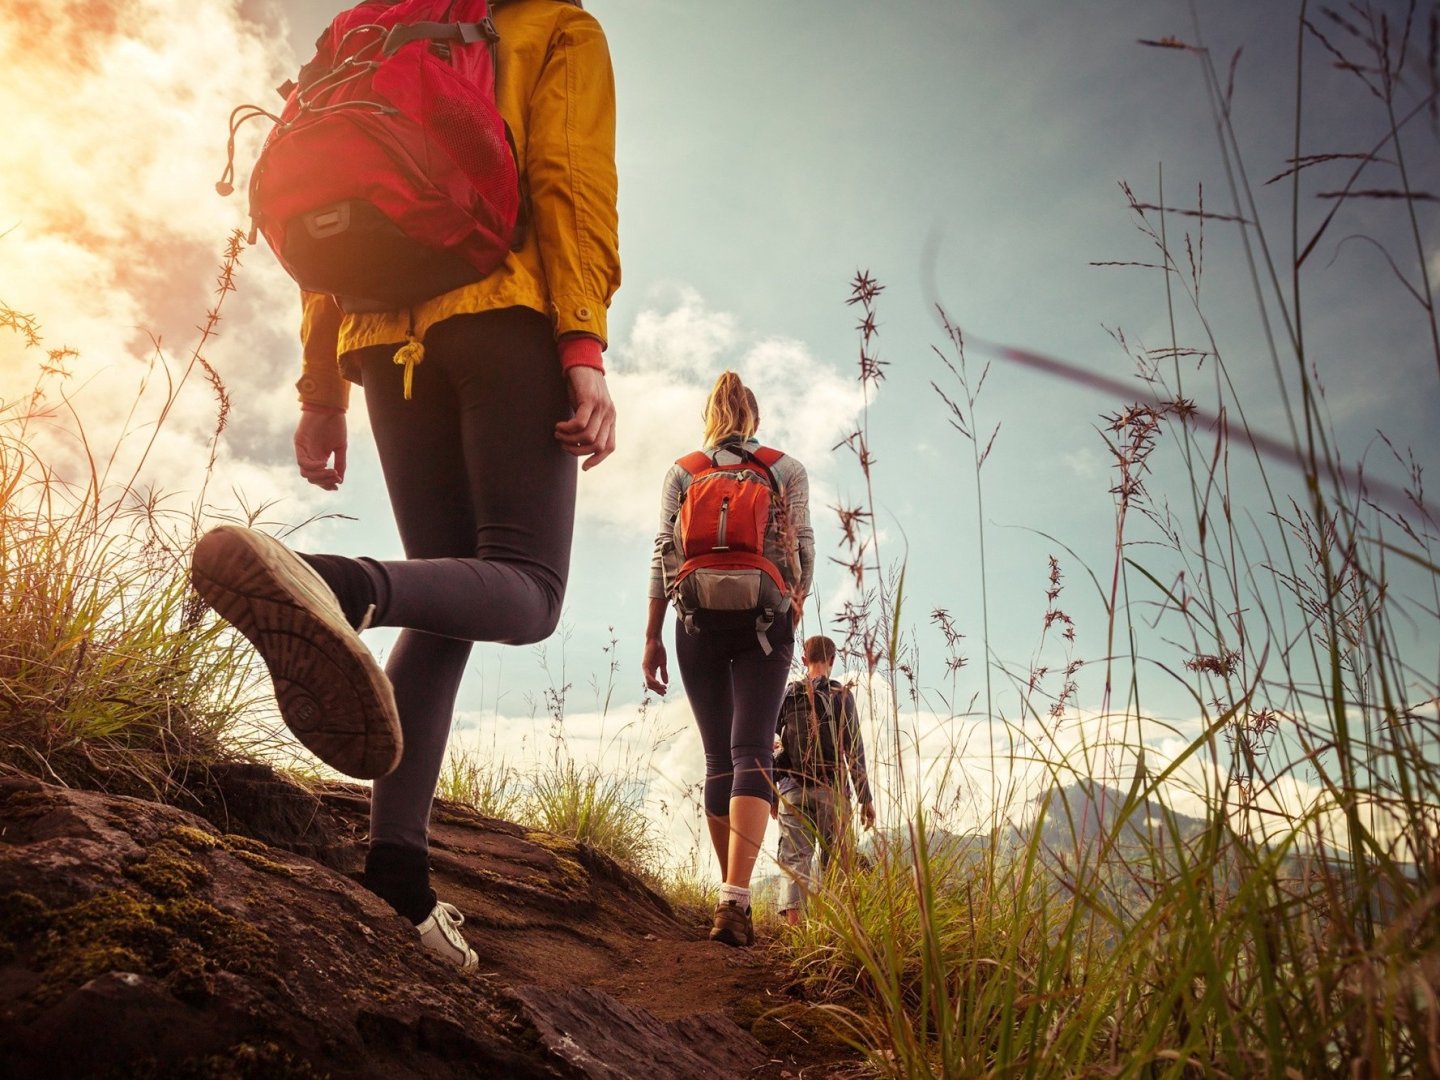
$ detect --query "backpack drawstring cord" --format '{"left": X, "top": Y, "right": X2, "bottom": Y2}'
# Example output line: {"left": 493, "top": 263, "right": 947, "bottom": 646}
{"left": 215, "top": 104, "right": 282, "bottom": 198}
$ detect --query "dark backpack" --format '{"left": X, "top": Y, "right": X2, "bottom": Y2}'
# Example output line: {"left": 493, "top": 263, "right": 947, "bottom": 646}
{"left": 666, "top": 443, "right": 792, "bottom": 644}
{"left": 217, "top": 0, "right": 520, "bottom": 313}
{"left": 775, "top": 679, "right": 844, "bottom": 786}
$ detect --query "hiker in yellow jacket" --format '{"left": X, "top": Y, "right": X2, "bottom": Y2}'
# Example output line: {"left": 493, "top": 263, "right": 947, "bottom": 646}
{"left": 192, "top": 0, "right": 619, "bottom": 970}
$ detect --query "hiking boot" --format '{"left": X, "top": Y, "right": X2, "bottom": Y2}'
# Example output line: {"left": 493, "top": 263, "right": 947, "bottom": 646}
{"left": 416, "top": 900, "right": 479, "bottom": 970}
{"left": 190, "top": 525, "right": 401, "bottom": 780}
{"left": 708, "top": 899, "right": 754, "bottom": 947}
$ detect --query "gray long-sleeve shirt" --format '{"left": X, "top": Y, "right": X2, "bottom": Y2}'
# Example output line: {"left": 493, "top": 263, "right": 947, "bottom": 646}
{"left": 648, "top": 437, "right": 815, "bottom": 603}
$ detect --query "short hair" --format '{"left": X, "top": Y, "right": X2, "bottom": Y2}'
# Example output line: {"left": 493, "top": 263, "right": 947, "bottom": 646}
{"left": 802, "top": 635, "right": 836, "bottom": 665}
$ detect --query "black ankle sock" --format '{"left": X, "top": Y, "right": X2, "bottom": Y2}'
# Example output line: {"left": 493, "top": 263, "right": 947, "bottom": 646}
{"left": 298, "top": 553, "right": 382, "bottom": 630}
{"left": 362, "top": 843, "right": 436, "bottom": 925}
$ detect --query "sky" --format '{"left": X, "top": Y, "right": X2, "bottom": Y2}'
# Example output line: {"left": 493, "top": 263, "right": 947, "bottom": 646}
{"left": 3, "top": 0, "right": 1437, "bottom": 868}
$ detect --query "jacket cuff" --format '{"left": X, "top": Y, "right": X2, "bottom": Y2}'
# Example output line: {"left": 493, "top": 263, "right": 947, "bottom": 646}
{"left": 551, "top": 292, "right": 609, "bottom": 343}
{"left": 558, "top": 334, "right": 605, "bottom": 373}
{"left": 298, "top": 291, "right": 350, "bottom": 411}
{"left": 296, "top": 370, "right": 350, "bottom": 412}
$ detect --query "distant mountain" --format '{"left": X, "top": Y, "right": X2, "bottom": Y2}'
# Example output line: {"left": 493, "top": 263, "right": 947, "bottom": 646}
{"left": 1030, "top": 779, "right": 1210, "bottom": 849}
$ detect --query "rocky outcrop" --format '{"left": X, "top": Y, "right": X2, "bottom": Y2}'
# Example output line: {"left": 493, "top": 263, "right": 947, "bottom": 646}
{"left": 0, "top": 774, "right": 782, "bottom": 1078}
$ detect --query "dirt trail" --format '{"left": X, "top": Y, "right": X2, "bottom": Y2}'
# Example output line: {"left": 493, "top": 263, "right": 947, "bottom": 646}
{"left": 318, "top": 785, "right": 862, "bottom": 1078}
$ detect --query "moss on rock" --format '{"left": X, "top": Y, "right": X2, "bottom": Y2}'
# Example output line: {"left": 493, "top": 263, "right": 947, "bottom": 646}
{"left": 0, "top": 889, "right": 50, "bottom": 939}
{"left": 124, "top": 839, "right": 211, "bottom": 899}
{"left": 7, "top": 885, "right": 277, "bottom": 1006}
{"left": 167, "top": 824, "right": 223, "bottom": 851}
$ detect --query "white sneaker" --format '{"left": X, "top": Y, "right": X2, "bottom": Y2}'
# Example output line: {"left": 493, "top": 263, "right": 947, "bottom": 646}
{"left": 190, "top": 525, "right": 401, "bottom": 780}
{"left": 416, "top": 900, "right": 479, "bottom": 970}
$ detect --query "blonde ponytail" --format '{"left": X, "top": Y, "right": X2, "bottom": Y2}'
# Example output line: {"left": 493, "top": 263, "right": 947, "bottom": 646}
{"left": 701, "top": 371, "right": 759, "bottom": 448}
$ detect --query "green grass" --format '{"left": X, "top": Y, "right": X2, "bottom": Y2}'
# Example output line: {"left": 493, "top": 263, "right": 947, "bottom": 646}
{"left": 523, "top": 757, "right": 664, "bottom": 874}
{"left": 434, "top": 743, "right": 527, "bottom": 821}
{"left": 437, "top": 746, "right": 667, "bottom": 878}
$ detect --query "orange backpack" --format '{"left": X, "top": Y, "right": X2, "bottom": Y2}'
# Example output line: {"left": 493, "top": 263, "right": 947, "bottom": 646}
{"left": 667, "top": 444, "right": 791, "bottom": 649}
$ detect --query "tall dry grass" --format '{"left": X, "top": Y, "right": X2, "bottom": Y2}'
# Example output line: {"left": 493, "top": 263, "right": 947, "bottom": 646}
{"left": 0, "top": 232, "right": 275, "bottom": 799}
{"left": 773, "top": 6, "right": 1440, "bottom": 1077}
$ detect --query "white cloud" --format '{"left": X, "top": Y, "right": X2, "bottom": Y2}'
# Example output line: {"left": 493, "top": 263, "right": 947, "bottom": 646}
{"left": 1, "top": 0, "right": 308, "bottom": 523}
{"left": 580, "top": 286, "right": 867, "bottom": 535}
{"left": 742, "top": 336, "right": 866, "bottom": 467}
{"left": 622, "top": 286, "right": 738, "bottom": 377}
{"left": 1064, "top": 446, "right": 1104, "bottom": 479}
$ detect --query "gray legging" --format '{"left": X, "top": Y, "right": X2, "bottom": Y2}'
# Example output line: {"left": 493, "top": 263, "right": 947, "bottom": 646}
{"left": 351, "top": 307, "right": 576, "bottom": 851}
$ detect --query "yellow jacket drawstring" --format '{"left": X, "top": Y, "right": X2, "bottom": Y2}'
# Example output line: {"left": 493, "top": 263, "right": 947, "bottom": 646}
{"left": 393, "top": 333, "right": 424, "bottom": 400}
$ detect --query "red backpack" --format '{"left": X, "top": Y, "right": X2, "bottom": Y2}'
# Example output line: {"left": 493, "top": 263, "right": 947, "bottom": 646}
{"left": 217, "top": 0, "right": 520, "bottom": 313}
{"left": 667, "top": 444, "right": 792, "bottom": 649}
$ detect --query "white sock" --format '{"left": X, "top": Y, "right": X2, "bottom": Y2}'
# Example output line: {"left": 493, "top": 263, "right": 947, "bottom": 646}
{"left": 719, "top": 883, "right": 751, "bottom": 910}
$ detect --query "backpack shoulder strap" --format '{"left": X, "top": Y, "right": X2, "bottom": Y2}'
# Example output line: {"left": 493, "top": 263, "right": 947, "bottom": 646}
{"left": 676, "top": 450, "right": 714, "bottom": 475}
{"left": 776, "top": 680, "right": 803, "bottom": 734}
{"left": 730, "top": 444, "right": 781, "bottom": 492}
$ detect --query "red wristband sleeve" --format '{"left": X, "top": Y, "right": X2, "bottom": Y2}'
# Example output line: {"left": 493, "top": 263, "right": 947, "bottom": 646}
{"left": 559, "top": 335, "right": 605, "bottom": 374}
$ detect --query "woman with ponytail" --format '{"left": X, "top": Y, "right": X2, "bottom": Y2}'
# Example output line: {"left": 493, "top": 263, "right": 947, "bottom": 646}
{"left": 643, "top": 371, "right": 814, "bottom": 946}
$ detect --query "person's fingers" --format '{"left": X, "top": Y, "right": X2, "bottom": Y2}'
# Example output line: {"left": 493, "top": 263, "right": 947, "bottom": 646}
{"left": 642, "top": 650, "right": 668, "bottom": 694}
{"left": 554, "top": 405, "right": 591, "bottom": 437}
{"left": 293, "top": 413, "right": 347, "bottom": 491}
{"left": 295, "top": 444, "right": 340, "bottom": 489}
{"left": 556, "top": 367, "right": 617, "bottom": 467}
{"left": 300, "top": 469, "right": 338, "bottom": 491}
{"left": 559, "top": 401, "right": 610, "bottom": 439}
{"left": 558, "top": 402, "right": 617, "bottom": 468}
{"left": 581, "top": 415, "right": 616, "bottom": 470}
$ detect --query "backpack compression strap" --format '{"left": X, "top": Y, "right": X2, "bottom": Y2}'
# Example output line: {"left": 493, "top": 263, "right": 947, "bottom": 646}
{"left": 381, "top": 18, "right": 500, "bottom": 56}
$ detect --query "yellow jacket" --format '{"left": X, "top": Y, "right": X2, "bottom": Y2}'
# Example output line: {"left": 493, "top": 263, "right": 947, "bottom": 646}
{"left": 296, "top": 0, "right": 620, "bottom": 410}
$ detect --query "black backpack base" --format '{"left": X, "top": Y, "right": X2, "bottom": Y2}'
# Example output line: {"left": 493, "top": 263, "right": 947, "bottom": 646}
{"left": 282, "top": 199, "right": 486, "bottom": 313}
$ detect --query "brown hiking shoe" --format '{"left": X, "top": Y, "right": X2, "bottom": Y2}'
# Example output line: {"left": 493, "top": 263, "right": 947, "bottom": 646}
{"left": 708, "top": 900, "right": 754, "bottom": 947}
{"left": 190, "top": 525, "right": 401, "bottom": 779}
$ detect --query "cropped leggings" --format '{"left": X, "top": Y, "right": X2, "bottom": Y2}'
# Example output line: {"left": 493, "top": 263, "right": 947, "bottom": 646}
{"left": 345, "top": 307, "right": 576, "bottom": 851}
{"left": 675, "top": 620, "right": 795, "bottom": 817}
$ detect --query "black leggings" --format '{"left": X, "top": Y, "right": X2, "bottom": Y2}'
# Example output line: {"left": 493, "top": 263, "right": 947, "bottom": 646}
{"left": 674, "top": 619, "right": 795, "bottom": 817}
{"left": 351, "top": 307, "right": 576, "bottom": 851}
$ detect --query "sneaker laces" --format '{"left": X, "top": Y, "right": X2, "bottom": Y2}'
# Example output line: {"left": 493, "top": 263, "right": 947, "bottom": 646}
{"left": 436, "top": 900, "right": 465, "bottom": 926}
{"left": 433, "top": 901, "right": 467, "bottom": 946}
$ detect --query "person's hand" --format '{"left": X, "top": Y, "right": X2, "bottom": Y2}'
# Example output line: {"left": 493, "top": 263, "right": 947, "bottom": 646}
{"left": 642, "top": 637, "right": 669, "bottom": 695}
{"left": 769, "top": 800, "right": 779, "bottom": 821}
{"left": 294, "top": 408, "right": 347, "bottom": 490}
{"left": 555, "top": 366, "right": 616, "bottom": 470}
{"left": 855, "top": 801, "right": 876, "bottom": 829}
